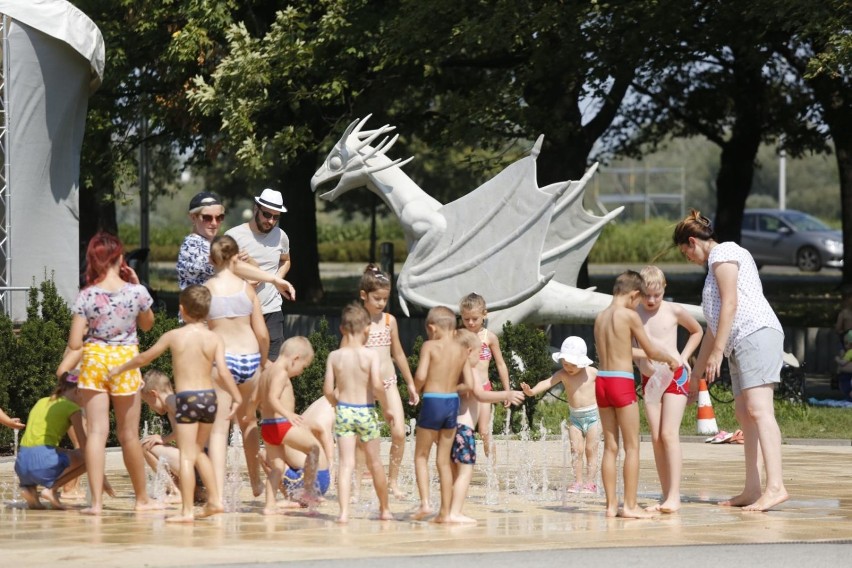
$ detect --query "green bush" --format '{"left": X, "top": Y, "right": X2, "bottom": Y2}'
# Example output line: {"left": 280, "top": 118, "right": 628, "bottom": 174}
{"left": 317, "top": 239, "right": 408, "bottom": 263}
{"left": 292, "top": 318, "right": 341, "bottom": 412}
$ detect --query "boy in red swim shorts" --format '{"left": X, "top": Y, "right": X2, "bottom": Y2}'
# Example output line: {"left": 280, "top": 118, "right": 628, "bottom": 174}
{"left": 594, "top": 271, "right": 677, "bottom": 519}
{"left": 246, "top": 336, "right": 319, "bottom": 515}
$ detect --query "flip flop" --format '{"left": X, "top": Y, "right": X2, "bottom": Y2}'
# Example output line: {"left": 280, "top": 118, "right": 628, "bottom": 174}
{"left": 705, "top": 431, "right": 727, "bottom": 443}
{"left": 710, "top": 431, "right": 734, "bottom": 444}
{"left": 729, "top": 429, "right": 744, "bottom": 444}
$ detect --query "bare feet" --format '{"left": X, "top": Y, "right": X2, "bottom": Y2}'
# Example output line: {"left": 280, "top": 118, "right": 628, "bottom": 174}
{"left": 198, "top": 502, "right": 224, "bottom": 518}
{"left": 275, "top": 499, "right": 303, "bottom": 509}
{"left": 21, "top": 487, "right": 45, "bottom": 510}
{"left": 81, "top": 506, "right": 102, "bottom": 516}
{"left": 411, "top": 506, "right": 433, "bottom": 521}
{"left": 618, "top": 506, "right": 657, "bottom": 519}
{"left": 431, "top": 514, "right": 450, "bottom": 523}
{"left": 389, "top": 486, "right": 406, "bottom": 499}
{"left": 134, "top": 500, "right": 165, "bottom": 512}
{"left": 377, "top": 509, "right": 394, "bottom": 521}
{"left": 166, "top": 514, "right": 195, "bottom": 523}
{"left": 658, "top": 499, "right": 681, "bottom": 514}
{"left": 336, "top": 513, "right": 349, "bottom": 524}
{"left": 605, "top": 504, "right": 619, "bottom": 518}
{"left": 447, "top": 513, "right": 477, "bottom": 524}
{"left": 743, "top": 489, "right": 789, "bottom": 512}
{"left": 40, "top": 488, "right": 66, "bottom": 510}
{"left": 719, "top": 491, "right": 761, "bottom": 507}
{"left": 262, "top": 506, "right": 281, "bottom": 516}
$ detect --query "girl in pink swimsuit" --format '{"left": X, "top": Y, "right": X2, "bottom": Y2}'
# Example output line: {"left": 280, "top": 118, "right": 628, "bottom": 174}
{"left": 459, "top": 293, "right": 511, "bottom": 461}
{"left": 359, "top": 264, "right": 418, "bottom": 498}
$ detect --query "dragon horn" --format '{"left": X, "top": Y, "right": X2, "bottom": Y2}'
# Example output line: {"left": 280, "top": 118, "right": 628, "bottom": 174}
{"left": 363, "top": 133, "right": 400, "bottom": 161}
{"left": 364, "top": 155, "right": 413, "bottom": 175}
{"left": 354, "top": 124, "right": 395, "bottom": 152}
{"left": 344, "top": 114, "right": 373, "bottom": 142}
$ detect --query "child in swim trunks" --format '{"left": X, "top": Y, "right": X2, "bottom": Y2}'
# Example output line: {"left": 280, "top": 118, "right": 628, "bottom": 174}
{"left": 633, "top": 266, "right": 703, "bottom": 513}
{"left": 450, "top": 329, "right": 524, "bottom": 523}
{"left": 58, "top": 231, "right": 156, "bottom": 516}
{"left": 522, "top": 336, "right": 601, "bottom": 494}
{"left": 594, "top": 271, "right": 677, "bottom": 519}
{"left": 323, "top": 303, "right": 395, "bottom": 523}
{"left": 359, "top": 264, "right": 418, "bottom": 497}
{"left": 110, "top": 285, "right": 242, "bottom": 523}
{"left": 459, "top": 293, "right": 510, "bottom": 460}
{"left": 412, "top": 306, "right": 475, "bottom": 523}
{"left": 246, "top": 336, "right": 321, "bottom": 515}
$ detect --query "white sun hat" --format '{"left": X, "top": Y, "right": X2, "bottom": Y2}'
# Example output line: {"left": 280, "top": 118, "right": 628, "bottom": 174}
{"left": 552, "top": 336, "right": 593, "bottom": 368}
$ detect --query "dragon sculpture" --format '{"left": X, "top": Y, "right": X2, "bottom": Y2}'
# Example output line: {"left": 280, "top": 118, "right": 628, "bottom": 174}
{"left": 311, "top": 116, "right": 696, "bottom": 330}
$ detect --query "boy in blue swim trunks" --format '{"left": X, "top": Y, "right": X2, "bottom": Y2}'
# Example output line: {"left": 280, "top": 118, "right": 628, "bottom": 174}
{"left": 110, "top": 285, "right": 243, "bottom": 523}
{"left": 449, "top": 329, "right": 524, "bottom": 523}
{"left": 247, "top": 336, "right": 319, "bottom": 515}
{"left": 633, "top": 266, "right": 702, "bottom": 513}
{"left": 412, "top": 306, "right": 475, "bottom": 522}
{"left": 522, "top": 336, "right": 601, "bottom": 494}
{"left": 594, "top": 271, "right": 677, "bottom": 519}
{"left": 323, "top": 303, "right": 395, "bottom": 523}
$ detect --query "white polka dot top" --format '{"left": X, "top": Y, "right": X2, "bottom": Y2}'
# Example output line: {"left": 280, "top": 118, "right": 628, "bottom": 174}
{"left": 702, "top": 242, "right": 783, "bottom": 356}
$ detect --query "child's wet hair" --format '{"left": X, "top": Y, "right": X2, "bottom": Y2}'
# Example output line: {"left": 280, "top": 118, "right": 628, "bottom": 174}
{"left": 210, "top": 235, "right": 239, "bottom": 267}
{"left": 84, "top": 231, "right": 125, "bottom": 286}
{"left": 427, "top": 306, "right": 457, "bottom": 330}
{"left": 673, "top": 208, "right": 717, "bottom": 246}
{"left": 142, "top": 369, "right": 171, "bottom": 394}
{"left": 340, "top": 302, "right": 371, "bottom": 334}
{"left": 279, "top": 336, "right": 314, "bottom": 361}
{"left": 459, "top": 292, "right": 487, "bottom": 314}
{"left": 456, "top": 328, "right": 479, "bottom": 351}
{"left": 359, "top": 263, "right": 391, "bottom": 293}
{"left": 640, "top": 265, "right": 667, "bottom": 293}
{"left": 612, "top": 270, "right": 643, "bottom": 296}
{"left": 180, "top": 285, "right": 212, "bottom": 320}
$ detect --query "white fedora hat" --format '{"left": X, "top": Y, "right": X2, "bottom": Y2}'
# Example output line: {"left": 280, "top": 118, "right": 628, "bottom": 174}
{"left": 254, "top": 188, "right": 287, "bottom": 213}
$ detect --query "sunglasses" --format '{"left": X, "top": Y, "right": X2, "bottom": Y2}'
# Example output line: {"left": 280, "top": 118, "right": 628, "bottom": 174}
{"left": 200, "top": 214, "right": 225, "bottom": 223}
{"left": 259, "top": 210, "right": 280, "bottom": 221}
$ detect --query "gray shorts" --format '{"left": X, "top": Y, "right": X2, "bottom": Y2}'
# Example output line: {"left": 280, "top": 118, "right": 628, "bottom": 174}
{"left": 729, "top": 327, "right": 783, "bottom": 397}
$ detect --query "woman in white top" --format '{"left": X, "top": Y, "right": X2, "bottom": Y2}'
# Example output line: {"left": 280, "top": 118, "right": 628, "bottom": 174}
{"left": 205, "top": 235, "right": 270, "bottom": 498}
{"left": 674, "top": 210, "right": 788, "bottom": 512}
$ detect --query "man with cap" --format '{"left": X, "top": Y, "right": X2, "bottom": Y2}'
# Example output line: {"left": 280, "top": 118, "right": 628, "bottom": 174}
{"left": 226, "top": 188, "right": 291, "bottom": 360}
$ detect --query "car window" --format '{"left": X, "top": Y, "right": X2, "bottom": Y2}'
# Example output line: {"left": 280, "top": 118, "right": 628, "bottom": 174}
{"left": 758, "top": 215, "right": 781, "bottom": 233}
{"left": 780, "top": 211, "right": 830, "bottom": 232}
{"left": 742, "top": 214, "right": 756, "bottom": 231}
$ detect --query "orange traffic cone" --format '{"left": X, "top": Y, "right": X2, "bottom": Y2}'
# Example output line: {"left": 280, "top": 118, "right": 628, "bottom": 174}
{"left": 696, "top": 378, "right": 719, "bottom": 435}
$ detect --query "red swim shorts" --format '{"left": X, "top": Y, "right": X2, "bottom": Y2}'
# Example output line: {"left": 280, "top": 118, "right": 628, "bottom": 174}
{"left": 260, "top": 418, "right": 292, "bottom": 446}
{"left": 595, "top": 371, "right": 637, "bottom": 408}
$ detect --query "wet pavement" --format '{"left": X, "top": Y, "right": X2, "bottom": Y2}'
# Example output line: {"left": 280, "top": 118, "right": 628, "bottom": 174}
{"left": 1, "top": 438, "right": 850, "bottom": 567}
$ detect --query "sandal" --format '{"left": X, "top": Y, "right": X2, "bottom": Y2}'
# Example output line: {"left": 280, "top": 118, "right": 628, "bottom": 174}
{"left": 709, "top": 431, "right": 734, "bottom": 444}
{"left": 728, "top": 429, "right": 744, "bottom": 444}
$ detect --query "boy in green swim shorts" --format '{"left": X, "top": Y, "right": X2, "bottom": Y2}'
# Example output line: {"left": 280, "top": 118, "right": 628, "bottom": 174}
{"left": 323, "top": 303, "right": 395, "bottom": 523}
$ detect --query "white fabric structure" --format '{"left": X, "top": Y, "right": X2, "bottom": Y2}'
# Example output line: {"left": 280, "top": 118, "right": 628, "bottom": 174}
{"left": 0, "top": 0, "right": 104, "bottom": 321}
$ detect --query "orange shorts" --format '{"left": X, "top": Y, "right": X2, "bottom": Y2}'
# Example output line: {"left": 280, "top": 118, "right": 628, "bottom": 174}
{"left": 78, "top": 343, "right": 142, "bottom": 396}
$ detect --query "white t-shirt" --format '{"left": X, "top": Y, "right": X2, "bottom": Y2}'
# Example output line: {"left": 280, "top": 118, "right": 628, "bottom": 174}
{"left": 225, "top": 223, "right": 290, "bottom": 314}
{"left": 702, "top": 241, "right": 783, "bottom": 356}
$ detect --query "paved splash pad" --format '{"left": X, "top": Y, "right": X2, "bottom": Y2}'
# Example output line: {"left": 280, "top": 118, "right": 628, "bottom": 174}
{"left": 1, "top": 439, "right": 850, "bottom": 567}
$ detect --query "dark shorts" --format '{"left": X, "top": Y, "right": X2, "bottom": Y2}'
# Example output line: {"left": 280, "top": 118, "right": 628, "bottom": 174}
{"left": 282, "top": 467, "right": 331, "bottom": 496}
{"left": 418, "top": 393, "right": 459, "bottom": 431}
{"left": 175, "top": 389, "right": 218, "bottom": 424}
{"left": 451, "top": 424, "right": 476, "bottom": 465}
{"left": 264, "top": 310, "right": 285, "bottom": 362}
{"left": 15, "top": 446, "right": 69, "bottom": 488}
{"left": 261, "top": 417, "right": 292, "bottom": 446}
{"left": 595, "top": 371, "right": 637, "bottom": 408}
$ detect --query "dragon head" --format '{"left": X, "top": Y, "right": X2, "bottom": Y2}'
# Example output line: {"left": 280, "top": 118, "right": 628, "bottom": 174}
{"left": 311, "top": 115, "right": 411, "bottom": 200}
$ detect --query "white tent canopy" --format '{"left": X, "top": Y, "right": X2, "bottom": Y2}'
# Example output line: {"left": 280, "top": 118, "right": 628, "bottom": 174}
{"left": 0, "top": 0, "right": 104, "bottom": 320}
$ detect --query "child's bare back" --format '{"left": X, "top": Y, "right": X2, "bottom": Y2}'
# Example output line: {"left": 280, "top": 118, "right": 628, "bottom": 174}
{"left": 417, "top": 337, "right": 469, "bottom": 395}
{"left": 595, "top": 303, "right": 646, "bottom": 373}
{"left": 167, "top": 325, "right": 222, "bottom": 393}
{"left": 327, "top": 346, "right": 380, "bottom": 405}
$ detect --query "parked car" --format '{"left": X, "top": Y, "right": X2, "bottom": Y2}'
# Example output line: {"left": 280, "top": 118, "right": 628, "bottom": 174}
{"left": 740, "top": 209, "right": 843, "bottom": 272}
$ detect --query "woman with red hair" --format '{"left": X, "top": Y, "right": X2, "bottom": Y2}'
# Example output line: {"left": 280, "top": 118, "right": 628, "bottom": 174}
{"left": 57, "top": 231, "right": 160, "bottom": 515}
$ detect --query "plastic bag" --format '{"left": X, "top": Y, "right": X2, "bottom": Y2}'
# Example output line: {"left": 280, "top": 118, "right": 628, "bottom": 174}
{"left": 644, "top": 362, "right": 674, "bottom": 403}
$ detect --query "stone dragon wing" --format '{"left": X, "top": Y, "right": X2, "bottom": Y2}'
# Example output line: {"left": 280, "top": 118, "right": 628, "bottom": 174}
{"left": 397, "top": 137, "right": 568, "bottom": 313}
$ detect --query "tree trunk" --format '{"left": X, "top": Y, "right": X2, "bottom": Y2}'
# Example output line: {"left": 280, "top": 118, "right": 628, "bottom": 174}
{"left": 279, "top": 150, "right": 323, "bottom": 303}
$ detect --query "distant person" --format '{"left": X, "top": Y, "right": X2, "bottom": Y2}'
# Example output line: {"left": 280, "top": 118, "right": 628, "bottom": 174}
{"left": 225, "top": 188, "right": 291, "bottom": 361}
{"left": 594, "top": 270, "right": 677, "bottom": 518}
{"left": 834, "top": 330, "right": 852, "bottom": 401}
{"left": 323, "top": 303, "right": 395, "bottom": 523}
{"left": 109, "top": 285, "right": 243, "bottom": 523}
{"left": 674, "top": 209, "right": 788, "bottom": 511}
{"left": 522, "top": 336, "right": 600, "bottom": 494}
{"left": 834, "top": 294, "right": 852, "bottom": 348}
{"left": 633, "top": 266, "right": 703, "bottom": 513}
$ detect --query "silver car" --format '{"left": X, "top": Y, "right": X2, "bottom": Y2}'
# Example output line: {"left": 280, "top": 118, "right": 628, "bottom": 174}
{"left": 740, "top": 209, "right": 843, "bottom": 272}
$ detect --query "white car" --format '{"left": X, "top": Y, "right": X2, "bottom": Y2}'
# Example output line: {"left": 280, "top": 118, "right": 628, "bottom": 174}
{"left": 740, "top": 209, "right": 843, "bottom": 272}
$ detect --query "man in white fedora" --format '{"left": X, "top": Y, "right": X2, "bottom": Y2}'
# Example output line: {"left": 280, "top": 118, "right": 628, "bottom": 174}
{"left": 226, "top": 188, "right": 291, "bottom": 360}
